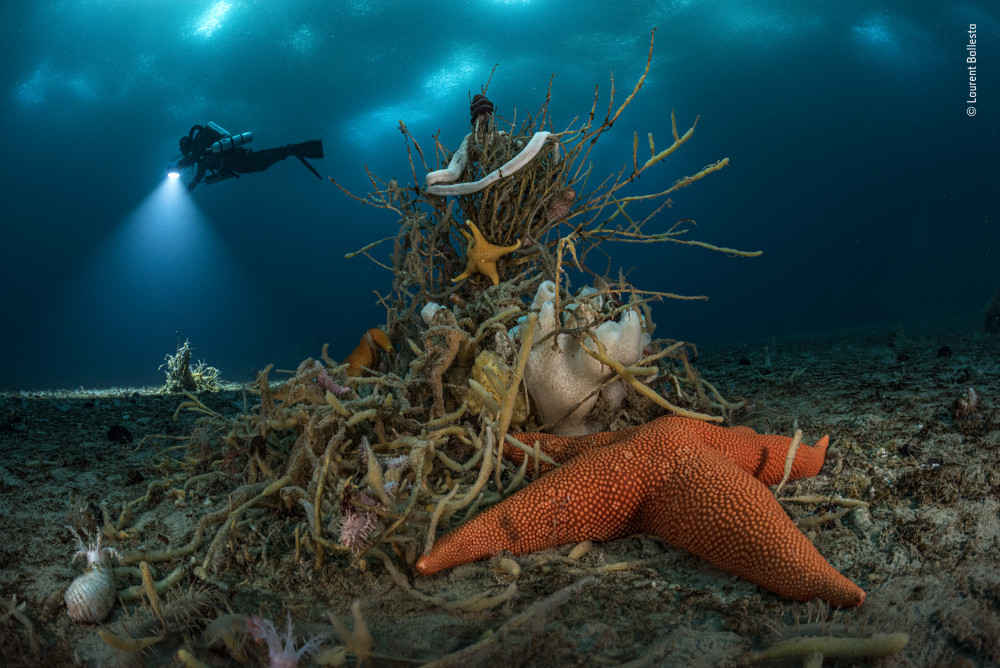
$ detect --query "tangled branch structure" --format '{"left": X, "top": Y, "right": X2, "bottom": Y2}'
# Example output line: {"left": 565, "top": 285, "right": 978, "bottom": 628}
{"left": 90, "top": 30, "right": 764, "bottom": 664}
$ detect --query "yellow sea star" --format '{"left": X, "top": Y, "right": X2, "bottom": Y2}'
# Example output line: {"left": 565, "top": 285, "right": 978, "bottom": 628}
{"left": 451, "top": 221, "right": 520, "bottom": 286}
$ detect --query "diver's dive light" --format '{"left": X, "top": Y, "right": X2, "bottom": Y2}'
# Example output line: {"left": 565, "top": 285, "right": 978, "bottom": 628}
{"left": 166, "top": 158, "right": 183, "bottom": 179}
{"left": 210, "top": 131, "right": 253, "bottom": 153}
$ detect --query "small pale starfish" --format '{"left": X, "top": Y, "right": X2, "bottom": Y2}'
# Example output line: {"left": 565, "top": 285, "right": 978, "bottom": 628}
{"left": 416, "top": 415, "right": 865, "bottom": 608}
{"left": 451, "top": 221, "right": 520, "bottom": 287}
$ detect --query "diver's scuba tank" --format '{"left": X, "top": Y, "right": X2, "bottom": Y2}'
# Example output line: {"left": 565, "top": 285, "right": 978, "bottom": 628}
{"left": 210, "top": 131, "right": 253, "bottom": 153}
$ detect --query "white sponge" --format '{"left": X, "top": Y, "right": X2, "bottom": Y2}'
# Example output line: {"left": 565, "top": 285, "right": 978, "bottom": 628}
{"left": 523, "top": 281, "right": 650, "bottom": 436}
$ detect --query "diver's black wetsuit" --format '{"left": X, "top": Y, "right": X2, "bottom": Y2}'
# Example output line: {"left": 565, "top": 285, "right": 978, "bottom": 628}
{"left": 175, "top": 124, "right": 324, "bottom": 192}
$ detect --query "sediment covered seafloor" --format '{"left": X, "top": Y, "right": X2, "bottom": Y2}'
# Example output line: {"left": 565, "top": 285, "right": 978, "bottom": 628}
{"left": 1, "top": 325, "right": 997, "bottom": 667}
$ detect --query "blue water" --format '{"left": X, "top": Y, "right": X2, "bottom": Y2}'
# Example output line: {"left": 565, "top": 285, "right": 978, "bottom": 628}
{"left": 1, "top": 1, "right": 995, "bottom": 390}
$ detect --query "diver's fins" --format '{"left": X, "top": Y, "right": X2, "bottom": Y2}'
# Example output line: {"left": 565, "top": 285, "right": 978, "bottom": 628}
{"left": 296, "top": 140, "right": 324, "bottom": 159}
{"left": 296, "top": 155, "right": 323, "bottom": 181}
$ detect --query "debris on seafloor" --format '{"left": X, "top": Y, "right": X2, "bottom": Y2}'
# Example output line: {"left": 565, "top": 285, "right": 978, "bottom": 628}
{"left": 158, "top": 338, "right": 222, "bottom": 393}
{"left": 4, "top": 30, "right": 913, "bottom": 667}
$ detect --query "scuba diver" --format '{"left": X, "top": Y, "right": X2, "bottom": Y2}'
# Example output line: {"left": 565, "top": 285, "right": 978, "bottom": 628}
{"left": 168, "top": 122, "right": 324, "bottom": 192}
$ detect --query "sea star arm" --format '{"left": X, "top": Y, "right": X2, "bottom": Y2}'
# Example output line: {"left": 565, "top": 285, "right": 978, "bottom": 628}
{"left": 418, "top": 418, "right": 865, "bottom": 608}
{"left": 643, "top": 440, "right": 864, "bottom": 607}
{"left": 673, "top": 417, "right": 829, "bottom": 484}
{"left": 504, "top": 425, "right": 643, "bottom": 475}
{"left": 416, "top": 443, "right": 646, "bottom": 575}
{"left": 505, "top": 416, "right": 828, "bottom": 484}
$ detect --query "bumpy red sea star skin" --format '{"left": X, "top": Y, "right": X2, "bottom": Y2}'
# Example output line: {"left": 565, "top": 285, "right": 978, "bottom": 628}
{"left": 505, "top": 416, "right": 829, "bottom": 484}
{"left": 416, "top": 416, "right": 865, "bottom": 608}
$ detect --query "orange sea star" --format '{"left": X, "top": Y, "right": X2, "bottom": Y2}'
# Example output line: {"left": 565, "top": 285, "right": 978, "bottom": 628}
{"left": 415, "top": 415, "right": 865, "bottom": 608}
{"left": 344, "top": 328, "right": 391, "bottom": 377}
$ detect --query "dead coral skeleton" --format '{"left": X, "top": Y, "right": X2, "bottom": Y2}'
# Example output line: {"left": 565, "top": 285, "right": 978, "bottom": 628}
{"left": 134, "top": 28, "right": 746, "bottom": 586}
{"left": 750, "top": 603, "right": 910, "bottom": 668}
{"left": 0, "top": 595, "right": 39, "bottom": 659}
{"left": 324, "top": 600, "right": 374, "bottom": 667}
{"left": 102, "top": 29, "right": 763, "bottom": 665}
{"left": 329, "top": 30, "right": 756, "bottom": 436}
{"left": 159, "top": 338, "right": 222, "bottom": 393}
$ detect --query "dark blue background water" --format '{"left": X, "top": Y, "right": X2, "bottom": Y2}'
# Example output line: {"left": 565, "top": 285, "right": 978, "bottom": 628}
{"left": 1, "top": 1, "right": 996, "bottom": 390}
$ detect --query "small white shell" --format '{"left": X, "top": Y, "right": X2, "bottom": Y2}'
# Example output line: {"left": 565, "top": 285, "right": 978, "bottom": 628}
{"left": 65, "top": 563, "right": 116, "bottom": 623}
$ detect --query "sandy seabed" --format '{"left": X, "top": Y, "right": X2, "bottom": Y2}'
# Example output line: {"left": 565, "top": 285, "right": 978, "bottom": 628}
{"left": 1, "top": 325, "right": 997, "bottom": 667}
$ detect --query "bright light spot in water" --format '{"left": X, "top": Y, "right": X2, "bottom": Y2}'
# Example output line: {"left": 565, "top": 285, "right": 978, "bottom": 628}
{"left": 168, "top": 171, "right": 180, "bottom": 179}
{"left": 343, "top": 103, "right": 430, "bottom": 149}
{"left": 290, "top": 25, "right": 317, "bottom": 55}
{"left": 74, "top": 178, "right": 214, "bottom": 300}
{"left": 423, "top": 54, "right": 481, "bottom": 98}
{"left": 53, "top": 177, "right": 248, "bottom": 357}
{"left": 195, "top": 1, "right": 233, "bottom": 37}
{"left": 853, "top": 15, "right": 898, "bottom": 52}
